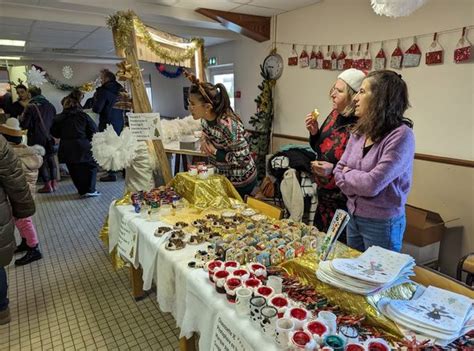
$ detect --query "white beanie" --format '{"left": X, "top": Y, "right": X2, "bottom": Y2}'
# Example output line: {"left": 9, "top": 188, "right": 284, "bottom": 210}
{"left": 0, "top": 117, "right": 23, "bottom": 137}
{"left": 337, "top": 68, "right": 366, "bottom": 92}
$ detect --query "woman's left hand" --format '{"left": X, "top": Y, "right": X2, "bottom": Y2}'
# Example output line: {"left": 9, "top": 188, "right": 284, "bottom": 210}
{"left": 200, "top": 140, "right": 217, "bottom": 156}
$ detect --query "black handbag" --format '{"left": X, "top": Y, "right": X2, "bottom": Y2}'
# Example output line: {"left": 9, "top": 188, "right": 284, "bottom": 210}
{"left": 32, "top": 104, "right": 57, "bottom": 154}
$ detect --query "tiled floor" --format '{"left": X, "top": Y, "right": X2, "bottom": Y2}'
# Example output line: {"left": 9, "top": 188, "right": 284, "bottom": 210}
{"left": 0, "top": 175, "right": 180, "bottom": 350}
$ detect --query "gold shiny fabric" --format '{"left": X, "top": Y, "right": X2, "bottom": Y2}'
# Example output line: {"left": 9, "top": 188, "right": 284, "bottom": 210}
{"left": 170, "top": 173, "right": 242, "bottom": 210}
{"left": 99, "top": 215, "right": 125, "bottom": 270}
{"left": 280, "top": 242, "right": 417, "bottom": 341}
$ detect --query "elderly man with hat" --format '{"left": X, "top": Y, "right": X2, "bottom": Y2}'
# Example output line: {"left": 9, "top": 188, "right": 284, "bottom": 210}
{"left": 304, "top": 68, "right": 366, "bottom": 239}
{"left": 0, "top": 118, "right": 43, "bottom": 266}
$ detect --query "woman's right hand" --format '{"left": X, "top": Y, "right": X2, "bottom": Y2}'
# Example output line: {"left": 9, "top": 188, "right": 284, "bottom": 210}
{"left": 305, "top": 113, "right": 319, "bottom": 136}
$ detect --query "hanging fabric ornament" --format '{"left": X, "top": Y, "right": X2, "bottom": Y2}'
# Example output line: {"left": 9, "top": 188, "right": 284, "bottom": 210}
{"left": 344, "top": 45, "right": 354, "bottom": 69}
{"left": 323, "top": 45, "right": 332, "bottom": 70}
{"left": 425, "top": 33, "right": 444, "bottom": 65}
{"left": 288, "top": 44, "right": 298, "bottom": 66}
{"left": 364, "top": 43, "right": 372, "bottom": 70}
{"left": 331, "top": 46, "right": 338, "bottom": 70}
{"left": 316, "top": 46, "right": 324, "bottom": 69}
{"left": 374, "top": 43, "right": 386, "bottom": 70}
{"left": 309, "top": 45, "right": 318, "bottom": 69}
{"left": 353, "top": 44, "right": 365, "bottom": 69}
{"left": 337, "top": 46, "right": 347, "bottom": 71}
{"left": 390, "top": 40, "right": 403, "bottom": 69}
{"left": 299, "top": 46, "right": 309, "bottom": 68}
{"left": 454, "top": 27, "right": 473, "bottom": 63}
{"left": 403, "top": 37, "right": 422, "bottom": 67}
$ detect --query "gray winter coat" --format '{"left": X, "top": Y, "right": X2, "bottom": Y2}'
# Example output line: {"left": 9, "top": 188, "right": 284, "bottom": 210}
{"left": 0, "top": 136, "right": 35, "bottom": 267}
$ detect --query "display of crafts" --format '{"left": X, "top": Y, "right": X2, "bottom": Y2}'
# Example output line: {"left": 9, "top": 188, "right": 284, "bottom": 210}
{"left": 378, "top": 285, "right": 474, "bottom": 347}
{"left": 202, "top": 260, "right": 398, "bottom": 350}
{"left": 188, "top": 162, "right": 217, "bottom": 180}
{"left": 317, "top": 246, "right": 415, "bottom": 295}
{"left": 180, "top": 209, "right": 320, "bottom": 264}
{"left": 130, "top": 186, "right": 185, "bottom": 217}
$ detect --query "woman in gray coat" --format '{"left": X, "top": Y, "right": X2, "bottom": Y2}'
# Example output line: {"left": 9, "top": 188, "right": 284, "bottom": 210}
{"left": 0, "top": 135, "right": 35, "bottom": 325}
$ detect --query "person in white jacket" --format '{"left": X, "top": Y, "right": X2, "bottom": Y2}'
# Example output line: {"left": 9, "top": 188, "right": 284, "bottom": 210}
{"left": 0, "top": 118, "right": 43, "bottom": 265}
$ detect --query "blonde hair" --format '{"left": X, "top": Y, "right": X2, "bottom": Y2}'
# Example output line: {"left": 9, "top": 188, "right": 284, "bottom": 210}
{"left": 329, "top": 80, "right": 357, "bottom": 116}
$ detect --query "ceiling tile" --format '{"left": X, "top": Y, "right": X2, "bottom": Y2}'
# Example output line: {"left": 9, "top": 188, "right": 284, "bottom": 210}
{"left": 247, "top": 0, "right": 321, "bottom": 11}
{"left": 33, "top": 21, "right": 98, "bottom": 33}
{"left": 173, "top": 0, "right": 237, "bottom": 11}
{"left": 0, "top": 17, "right": 35, "bottom": 27}
{"left": 230, "top": 4, "right": 282, "bottom": 16}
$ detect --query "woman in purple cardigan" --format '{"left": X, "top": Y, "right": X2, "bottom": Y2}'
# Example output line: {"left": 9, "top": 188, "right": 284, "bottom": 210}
{"left": 333, "top": 70, "right": 415, "bottom": 252}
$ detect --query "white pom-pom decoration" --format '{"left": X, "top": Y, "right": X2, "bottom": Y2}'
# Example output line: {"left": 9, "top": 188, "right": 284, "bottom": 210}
{"left": 25, "top": 66, "right": 47, "bottom": 86}
{"left": 92, "top": 126, "right": 139, "bottom": 171}
{"left": 161, "top": 115, "right": 201, "bottom": 144}
{"left": 371, "top": 0, "right": 428, "bottom": 18}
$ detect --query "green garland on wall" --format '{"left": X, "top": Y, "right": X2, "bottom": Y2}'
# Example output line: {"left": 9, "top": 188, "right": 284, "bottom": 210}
{"left": 248, "top": 65, "right": 275, "bottom": 180}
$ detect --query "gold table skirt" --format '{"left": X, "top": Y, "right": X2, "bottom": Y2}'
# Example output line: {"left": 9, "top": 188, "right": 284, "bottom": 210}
{"left": 170, "top": 172, "right": 242, "bottom": 210}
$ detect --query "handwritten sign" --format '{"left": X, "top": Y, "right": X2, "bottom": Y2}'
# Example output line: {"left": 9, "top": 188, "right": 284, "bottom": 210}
{"left": 210, "top": 314, "right": 251, "bottom": 351}
{"left": 127, "top": 112, "right": 162, "bottom": 142}
{"left": 117, "top": 216, "right": 139, "bottom": 268}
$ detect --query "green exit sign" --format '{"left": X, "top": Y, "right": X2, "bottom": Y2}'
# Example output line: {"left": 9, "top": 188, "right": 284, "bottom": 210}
{"left": 208, "top": 57, "right": 217, "bottom": 66}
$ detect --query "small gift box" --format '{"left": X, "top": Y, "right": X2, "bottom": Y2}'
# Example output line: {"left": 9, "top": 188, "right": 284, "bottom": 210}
{"left": 454, "top": 27, "right": 473, "bottom": 63}
{"left": 426, "top": 32, "right": 443, "bottom": 65}
{"left": 403, "top": 38, "right": 421, "bottom": 67}
{"left": 288, "top": 44, "right": 298, "bottom": 66}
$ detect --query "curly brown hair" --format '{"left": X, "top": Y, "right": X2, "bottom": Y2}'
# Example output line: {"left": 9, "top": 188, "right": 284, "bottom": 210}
{"left": 353, "top": 70, "right": 413, "bottom": 143}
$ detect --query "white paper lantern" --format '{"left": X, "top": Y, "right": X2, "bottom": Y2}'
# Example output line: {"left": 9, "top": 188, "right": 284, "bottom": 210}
{"left": 371, "top": 0, "right": 429, "bottom": 18}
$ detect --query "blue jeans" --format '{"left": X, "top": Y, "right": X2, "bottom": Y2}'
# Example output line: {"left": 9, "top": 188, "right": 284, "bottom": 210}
{"left": 0, "top": 267, "right": 7, "bottom": 311}
{"left": 347, "top": 214, "right": 406, "bottom": 252}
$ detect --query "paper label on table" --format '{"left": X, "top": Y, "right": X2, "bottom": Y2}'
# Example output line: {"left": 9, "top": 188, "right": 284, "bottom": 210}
{"left": 127, "top": 112, "right": 162, "bottom": 141}
{"left": 210, "top": 314, "right": 252, "bottom": 351}
{"left": 117, "top": 216, "right": 139, "bottom": 268}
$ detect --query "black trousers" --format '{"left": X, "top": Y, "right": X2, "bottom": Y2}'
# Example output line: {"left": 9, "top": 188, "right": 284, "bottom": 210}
{"left": 39, "top": 154, "right": 57, "bottom": 182}
{"left": 66, "top": 162, "right": 98, "bottom": 195}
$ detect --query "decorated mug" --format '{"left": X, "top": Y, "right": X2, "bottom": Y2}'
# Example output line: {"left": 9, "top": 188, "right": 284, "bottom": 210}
{"left": 285, "top": 307, "right": 310, "bottom": 330}
{"left": 244, "top": 277, "right": 262, "bottom": 292}
{"left": 304, "top": 320, "right": 329, "bottom": 345}
{"left": 213, "top": 269, "right": 230, "bottom": 294}
{"left": 249, "top": 296, "right": 266, "bottom": 327}
{"left": 232, "top": 268, "right": 250, "bottom": 282}
{"left": 235, "top": 287, "right": 252, "bottom": 316}
{"left": 275, "top": 317, "right": 295, "bottom": 348}
{"left": 260, "top": 305, "right": 278, "bottom": 338}
{"left": 224, "top": 277, "right": 242, "bottom": 303}
{"left": 254, "top": 286, "right": 274, "bottom": 300}
{"left": 206, "top": 260, "right": 224, "bottom": 282}
{"left": 268, "top": 294, "right": 289, "bottom": 318}
{"left": 289, "top": 330, "right": 317, "bottom": 350}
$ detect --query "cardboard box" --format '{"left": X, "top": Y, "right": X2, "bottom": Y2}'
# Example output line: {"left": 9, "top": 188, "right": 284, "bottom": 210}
{"left": 402, "top": 241, "right": 440, "bottom": 265}
{"left": 403, "top": 205, "right": 446, "bottom": 247}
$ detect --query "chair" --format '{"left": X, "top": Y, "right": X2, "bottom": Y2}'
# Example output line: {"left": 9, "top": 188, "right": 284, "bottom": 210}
{"left": 457, "top": 253, "right": 474, "bottom": 286}
{"left": 245, "top": 196, "right": 283, "bottom": 220}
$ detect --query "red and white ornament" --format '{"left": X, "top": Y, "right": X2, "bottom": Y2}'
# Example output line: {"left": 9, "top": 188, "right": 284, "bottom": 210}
{"left": 323, "top": 45, "right": 332, "bottom": 70}
{"left": 309, "top": 45, "right": 318, "bottom": 69}
{"left": 454, "top": 27, "right": 473, "bottom": 64}
{"left": 353, "top": 44, "right": 365, "bottom": 69}
{"left": 364, "top": 43, "right": 372, "bottom": 70}
{"left": 374, "top": 43, "right": 386, "bottom": 70}
{"left": 288, "top": 44, "right": 298, "bottom": 66}
{"left": 316, "top": 46, "right": 324, "bottom": 69}
{"left": 390, "top": 41, "right": 403, "bottom": 69}
{"left": 299, "top": 46, "right": 309, "bottom": 68}
{"left": 344, "top": 45, "right": 355, "bottom": 69}
{"left": 337, "top": 46, "right": 347, "bottom": 71}
{"left": 426, "top": 32, "right": 443, "bottom": 65}
{"left": 331, "top": 46, "right": 338, "bottom": 70}
{"left": 403, "top": 37, "right": 422, "bottom": 67}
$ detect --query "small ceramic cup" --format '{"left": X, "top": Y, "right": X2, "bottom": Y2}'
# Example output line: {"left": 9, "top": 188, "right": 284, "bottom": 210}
{"left": 338, "top": 325, "right": 359, "bottom": 345}
{"left": 235, "top": 287, "right": 252, "bottom": 316}
{"left": 206, "top": 260, "right": 224, "bottom": 282}
{"left": 224, "top": 277, "right": 242, "bottom": 303}
{"left": 268, "top": 294, "right": 290, "bottom": 318}
{"left": 248, "top": 262, "right": 267, "bottom": 280}
{"left": 244, "top": 277, "right": 262, "bottom": 292}
{"left": 285, "top": 307, "right": 310, "bottom": 330}
{"left": 323, "top": 335, "right": 346, "bottom": 351}
{"left": 249, "top": 296, "right": 266, "bottom": 327}
{"left": 224, "top": 260, "right": 240, "bottom": 273}
{"left": 254, "top": 286, "right": 274, "bottom": 300}
{"left": 364, "top": 338, "right": 390, "bottom": 351}
{"left": 289, "top": 330, "right": 317, "bottom": 350}
{"left": 213, "top": 269, "right": 230, "bottom": 294}
{"left": 275, "top": 317, "right": 295, "bottom": 348}
{"left": 345, "top": 343, "right": 367, "bottom": 351}
{"left": 232, "top": 268, "right": 250, "bottom": 282}
{"left": 266, "top": 275, "right": 283, "bottom": 294}
{"left": 260, "top": 305, "right": 278, "bottom": 338}
{"left": 318, "top": 311, "right": 337, "bottom": 335}
{"left": 304, "top": 320, "right": 329, "bottom": 345}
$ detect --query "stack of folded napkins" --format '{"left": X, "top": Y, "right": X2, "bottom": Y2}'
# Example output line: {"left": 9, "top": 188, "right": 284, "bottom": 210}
{"left": 378, "top": 286, "right": 474, "bottom": 347}
{"left": 316, "top": 246, "right": 415, "bottom": 295}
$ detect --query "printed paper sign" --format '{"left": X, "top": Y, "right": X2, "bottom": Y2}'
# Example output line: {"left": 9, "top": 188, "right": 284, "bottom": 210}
{"left": 127, "top": 112, "right": 162, "bottom": 142}
{"left": 117, "top": 216, "right": 139, "bottom": 268}
{"left": 210, "top": 314, "right": 251, "bottom": 351}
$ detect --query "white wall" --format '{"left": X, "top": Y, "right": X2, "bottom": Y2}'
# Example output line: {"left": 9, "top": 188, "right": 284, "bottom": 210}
{"left": 207, "top": 0, "right": 474, "bottom": 277}
{"left": 10, "top": 61, "right": 190, "bottom": 117}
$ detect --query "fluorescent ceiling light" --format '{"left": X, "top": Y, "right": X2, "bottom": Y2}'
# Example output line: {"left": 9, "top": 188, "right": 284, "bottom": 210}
{"left": 0, "top": 39, "right": 26, "bottom": 47}
{"left": 0, "top": 56, "right": 22, "bottom": 60}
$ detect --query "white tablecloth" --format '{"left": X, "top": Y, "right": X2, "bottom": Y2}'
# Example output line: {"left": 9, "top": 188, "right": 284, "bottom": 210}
{"left": 108, "top": 202, "right": 281, "bottom": 350}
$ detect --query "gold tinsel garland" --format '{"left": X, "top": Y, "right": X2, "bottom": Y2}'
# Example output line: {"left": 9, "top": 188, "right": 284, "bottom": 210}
{"left": 107, "top": 10, "right": 204, "bottom": 64}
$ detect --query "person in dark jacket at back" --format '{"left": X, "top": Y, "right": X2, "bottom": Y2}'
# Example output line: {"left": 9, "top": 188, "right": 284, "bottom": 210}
{"left": 0, "top": 135, "right": 36, "bottom": 325}
{"left": 20, "top": 86, "right": 58, "bottom": 193}
{"left": 52, "top": 93, "right": 99, "bottom": 198}
{"left": 92, "top": 69, "right": 124, "bottom": 182}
